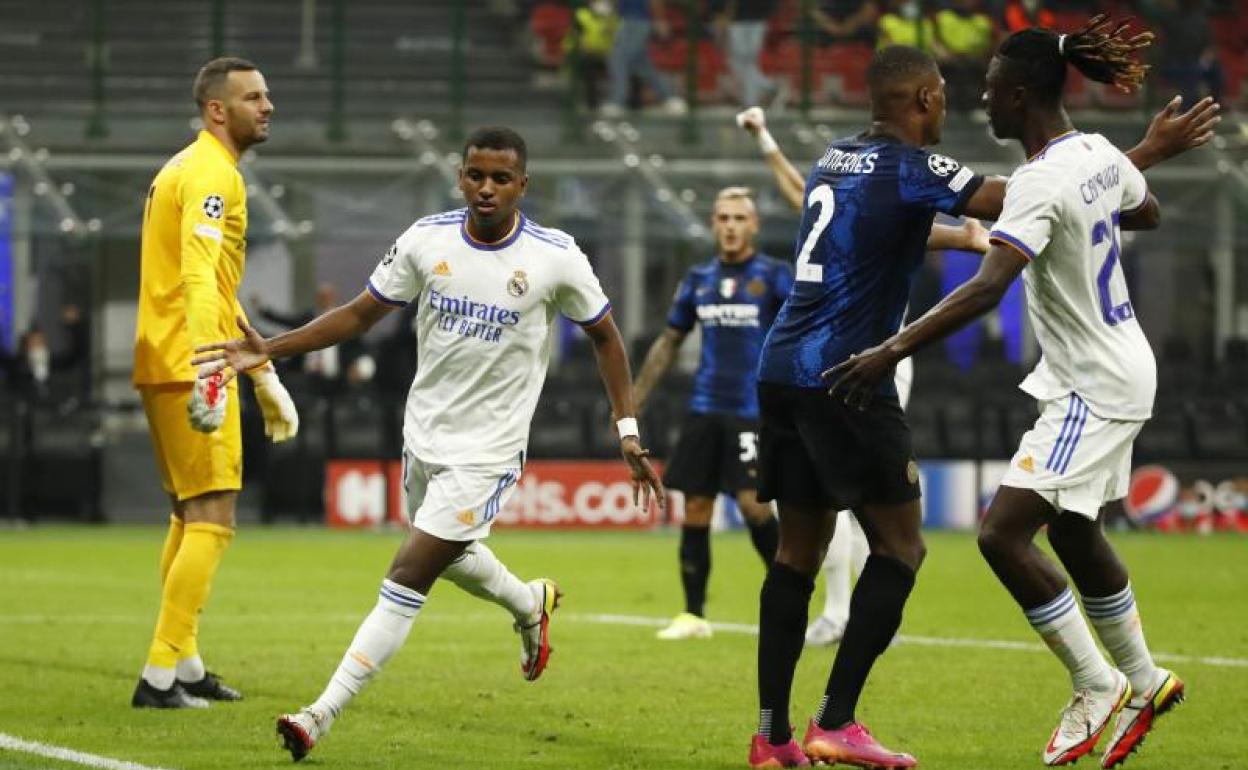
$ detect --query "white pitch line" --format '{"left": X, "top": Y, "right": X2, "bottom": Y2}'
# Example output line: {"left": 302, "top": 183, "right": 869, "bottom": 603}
{"left": 570, "top": 612, "right": 1248, "bottom": 669}
{"left": 1, "top": 611, "right": 1244, "bottom": 670}
{"left": 0, "top": 733, "right": 177, "bottom": 770}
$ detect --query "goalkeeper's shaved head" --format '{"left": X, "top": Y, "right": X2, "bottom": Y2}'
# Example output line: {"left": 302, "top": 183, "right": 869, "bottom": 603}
{"left": 867, "top": 46, "right": 948, "bottom": 146}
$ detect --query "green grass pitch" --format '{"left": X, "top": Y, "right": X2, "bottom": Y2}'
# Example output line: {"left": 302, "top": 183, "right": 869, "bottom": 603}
{"left": 0, "top": 527, "right": 1245, "bottom": 770}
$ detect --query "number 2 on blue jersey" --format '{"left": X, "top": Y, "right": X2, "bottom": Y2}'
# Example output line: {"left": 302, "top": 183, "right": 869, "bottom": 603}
{"left": 795, "top": 184, "right": 835, "bottom": 283}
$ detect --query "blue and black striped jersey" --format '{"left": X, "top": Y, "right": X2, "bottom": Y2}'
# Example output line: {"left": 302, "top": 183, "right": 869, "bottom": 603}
{"left": 668, "top": 252, "right": 793, "bottom": 419}
{"left": 759, "top": 133, "right": 983, "bottom": 393}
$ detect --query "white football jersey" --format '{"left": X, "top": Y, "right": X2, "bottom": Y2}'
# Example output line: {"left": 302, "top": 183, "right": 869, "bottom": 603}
{"left": 368, "top": 208, "right": 611, "bottom": 465}
{"left": 989, "top": 132, "right": 1155, "bottom": 421}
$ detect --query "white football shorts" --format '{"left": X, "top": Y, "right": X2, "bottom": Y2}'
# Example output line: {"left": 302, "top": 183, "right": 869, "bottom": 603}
{"left": 999, "top": 392, "right": 1144, "bottom": 519}
{"left": 401, "top": 448, "right": 523, "bottom": 542}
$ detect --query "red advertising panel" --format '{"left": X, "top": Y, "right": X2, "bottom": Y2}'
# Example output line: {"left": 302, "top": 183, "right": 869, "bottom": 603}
{"left": 325, "top": 460, "right": 407, "bottom": 528}
{"left": 495, "top": 460, "right": 662, "bottom": 529}
{"left": 325, "top": 459, "right": 664, "bottom": 529}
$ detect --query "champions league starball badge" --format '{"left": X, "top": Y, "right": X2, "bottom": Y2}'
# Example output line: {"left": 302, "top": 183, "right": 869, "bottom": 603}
{"left": 202, "top": 194, "right": 225, "bottom": 219}
{"left": 927, "top": 154, "right": 960, "bottom": 177}
{"left": 507, "top": 270, "right": 529, "bottom": 298}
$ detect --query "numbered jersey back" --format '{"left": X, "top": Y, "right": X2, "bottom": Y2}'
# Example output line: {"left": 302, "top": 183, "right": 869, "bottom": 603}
{"left": 759, "top": 133, "right": 982, "bottom": 390}
{"left": 988, "top": 132, "right": 1156, "bottom": 421}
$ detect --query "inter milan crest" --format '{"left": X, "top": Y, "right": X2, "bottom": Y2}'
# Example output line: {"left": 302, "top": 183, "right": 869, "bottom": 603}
{"left": 718, "top": 277, "right": 737, "bottom": 298}
{"left": 202, "top": 194, "right": 225, "bottom": 220}
{"left": 747, "top": 278, "right": 767, "bottom": 297}
{"left": 927, "top": 154, "right": 960, "bottom": 177}
{"left": 507, "top": 269, "right": 529, "bottom": 298}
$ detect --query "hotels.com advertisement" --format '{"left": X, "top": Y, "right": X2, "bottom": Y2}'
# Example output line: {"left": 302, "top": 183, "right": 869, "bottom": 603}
{"left": 324, "top": 460, "right": 665, "bottom": 529}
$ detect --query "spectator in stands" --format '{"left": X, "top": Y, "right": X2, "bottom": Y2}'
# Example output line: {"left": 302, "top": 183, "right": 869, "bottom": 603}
{"left": 935, "top": 0, "right": 995, "bottom": 111}
{"left": 714, "top": 0, "right": 779, "bottom": 107}
{"left": 876, "top": 0, "right": 938, "bottom": 52}
{"left": 0, "top": 304, "right": 88, "bottom": 403}
{"left": 813, "top": 0, "right": 882, "bottom": 46}
{"left": 601, "top": 0, "right": 689, "bottom": 117}
{"left": 252, "top": 283, "right": 374, "bottom": 396}
{"left": 1002, "top": 0, "right": 1054, "bottom": 34}
{"left": 565, "top": 0, "right": 619, "bottom": 109}
{"left": 1155, "top": 0, "right": 1223, "bottom": 108}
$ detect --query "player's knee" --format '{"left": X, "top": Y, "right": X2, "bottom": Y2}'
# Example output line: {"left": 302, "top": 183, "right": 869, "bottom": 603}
{"left": 774, "top": 542, "right": 821, "bottom": 577}
{"left": 739, "top": 502, "right": 774, "bottom": 526}
{"left": 878, "top": 539, "right": 925, "bottom": 571}
{"left": 684, "top": 496, "right": 715, "bottom": 526}
{"left": 977, "top": 522, "right": 1015, "bottom": 564}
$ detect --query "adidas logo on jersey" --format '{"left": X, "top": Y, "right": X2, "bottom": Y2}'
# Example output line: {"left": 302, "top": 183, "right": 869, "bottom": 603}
{"left": 434, "top": 261, "right": 451, "bottom": 276}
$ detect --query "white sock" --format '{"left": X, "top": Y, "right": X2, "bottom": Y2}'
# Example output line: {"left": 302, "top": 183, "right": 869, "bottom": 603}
{"left": 309, "top": 579, "right": 424, "bottom": 728}
{"left": 1024, "top": 587, "right": 1115, "bottom": 692}
{"left": 442, "top": 542, "right": 536, "bottom": 622}
{"left": 1083, "top": 583, "right": 1159, "bottom": 696}
{"left": 176, "top": 654, "right": 205, "bottom": 683}
{"left": 142, "top": 664, "right": 175, "bottom": 690}
{"left": 818, "top": 511, "right": 854, "bottom": 625}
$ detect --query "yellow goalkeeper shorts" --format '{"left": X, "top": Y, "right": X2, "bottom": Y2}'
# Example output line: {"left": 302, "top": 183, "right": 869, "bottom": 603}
{"left": 139, "top": 382, "right": 242, "bottom": 501}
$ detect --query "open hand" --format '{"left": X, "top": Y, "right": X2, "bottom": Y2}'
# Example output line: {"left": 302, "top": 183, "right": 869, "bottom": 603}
{"left": 191, "top": 316, "right": 271, "bottom": 386}
{"left": 621, "top": 436, "right": 666, "bottom": 512}
{"left": 1142, "top": 95, "right": 1221, "bottom": 161}
{"left": 821, "top": 344, "right": 898, "bottom": 411}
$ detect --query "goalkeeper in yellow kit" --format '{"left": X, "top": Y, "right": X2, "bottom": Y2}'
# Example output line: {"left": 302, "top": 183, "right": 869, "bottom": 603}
{"left": 131, "top": 57, "right": 299, "bottom": 708}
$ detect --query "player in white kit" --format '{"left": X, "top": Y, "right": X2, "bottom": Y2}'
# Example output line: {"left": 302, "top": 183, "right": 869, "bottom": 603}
{"left": 192, "top": 126, "right": 665, "bottom": 762}
{"left": 824, "top": 18, "right": 1219, "bottom": 769}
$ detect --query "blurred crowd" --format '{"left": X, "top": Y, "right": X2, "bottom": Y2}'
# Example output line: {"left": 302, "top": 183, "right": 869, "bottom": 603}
{"left": 527, "top": 0, "right": 1246, "bottom": 112}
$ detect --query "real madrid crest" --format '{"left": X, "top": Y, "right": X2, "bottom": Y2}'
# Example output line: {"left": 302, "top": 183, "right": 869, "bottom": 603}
{"left": 507, "top": 269, "right": 529, "bottom": 298}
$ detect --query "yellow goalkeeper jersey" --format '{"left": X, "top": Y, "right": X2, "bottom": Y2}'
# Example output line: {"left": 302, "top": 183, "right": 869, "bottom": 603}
{"left": 133, "top": 130, "right": 251, "bottom": 386}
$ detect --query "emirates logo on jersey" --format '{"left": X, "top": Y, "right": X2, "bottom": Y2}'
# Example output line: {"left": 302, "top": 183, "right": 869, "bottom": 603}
{"left": 507, "top": 270, "right": 529, "bottom": 298}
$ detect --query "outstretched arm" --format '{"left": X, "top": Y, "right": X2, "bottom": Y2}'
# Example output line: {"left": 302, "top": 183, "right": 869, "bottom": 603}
{"left": 737, "top": 107, "right": 807, "bottom": 211}
{"left": 928, "top": 217, "right": 990, "bottom": 253}
{"left": 192, "top": 290, "right": 393, "bottom": 383}
{"left": 963, "top": 96, "right": 1220, "bottom": 224}
{"left": 582, "top": 313, "right": 666, "bottom": 510}
{"left": 739, "top": 107, "right": 988, "bottom": 252}
{"left": 822, "top": 244, "right": 1029, "bottom": 408}
{"left": 632, "top": 327, "right": 688, "bottom": 413}
{"left": 1124, "top": 95, "right": 1220, "bottom": 171}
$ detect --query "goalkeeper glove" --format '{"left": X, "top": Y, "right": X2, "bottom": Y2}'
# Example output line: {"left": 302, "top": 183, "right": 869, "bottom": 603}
{"left": 188, "top": 370, "right": 227, "bottom": 433}
{"left": 250, "top": 367, "right": 299, "bottom": 443}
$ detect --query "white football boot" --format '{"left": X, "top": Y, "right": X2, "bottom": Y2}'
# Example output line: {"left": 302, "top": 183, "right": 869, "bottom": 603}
{"left": 1043, "top": 669, "right": 1132, "bottom": 766}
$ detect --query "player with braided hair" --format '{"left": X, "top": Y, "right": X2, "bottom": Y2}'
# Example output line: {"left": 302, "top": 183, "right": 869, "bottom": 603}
{"left": 827, "top": 17, "right": 1220, "bottom": 769}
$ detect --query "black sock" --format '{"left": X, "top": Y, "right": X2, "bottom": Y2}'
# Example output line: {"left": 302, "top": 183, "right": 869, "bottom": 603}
{"left": 818, "top": 555, "right": 916, "bottom": 729}
{"left": 747, "top": 515, "right": 779, "bottom": 565}
{"left": 679, "top": 525, "right": 711, "bottom": 617}
{"left": 757, "top": 562, "right": 815, "bottom": 745}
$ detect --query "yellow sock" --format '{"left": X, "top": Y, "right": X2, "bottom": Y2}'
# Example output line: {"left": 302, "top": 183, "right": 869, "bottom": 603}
{"left": 146, "top": 522, "right": 233, "bottom": 669}
{"left": 158, "top": 514, "right": 184, "bottom": 585}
